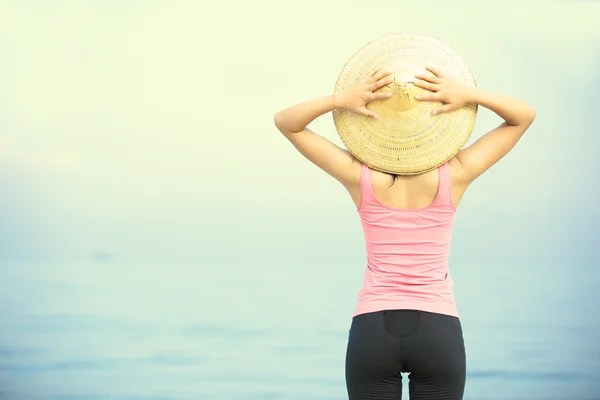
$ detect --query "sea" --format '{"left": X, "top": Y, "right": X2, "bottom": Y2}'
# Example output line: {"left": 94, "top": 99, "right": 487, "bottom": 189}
{"left": 0, "top": 259, "right": 598, "bottom": 400}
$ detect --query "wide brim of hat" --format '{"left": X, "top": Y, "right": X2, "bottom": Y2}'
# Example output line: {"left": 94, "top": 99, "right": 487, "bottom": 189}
{"left": 333, "top": 33, "right": 478, "bottom": 175}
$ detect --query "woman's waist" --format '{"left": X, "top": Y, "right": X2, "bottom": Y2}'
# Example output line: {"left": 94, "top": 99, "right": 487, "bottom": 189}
{"left": 358, "top": 279, "right": 455, "bottom": 299}
{"left": 352, "top": 297, "right": 459, "bottom": 319}
{"left": 363, "top": 259, "right": 452, "bottom": 283}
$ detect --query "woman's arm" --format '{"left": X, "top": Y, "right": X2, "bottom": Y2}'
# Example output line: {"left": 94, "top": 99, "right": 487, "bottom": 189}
{"left": 274, "top": 95, "right": 342, "bottom": 136}
{"left": 274, "top": 68, "right": 393, "bottom": 187}
{"left": 274, "top": 95, "right": 360, "bottom": 186}
{"left": 453, "top": 89, "right": 536, "bottom": 182}
{"left": 414, "top": 66, "right": 536, "bottom": 183}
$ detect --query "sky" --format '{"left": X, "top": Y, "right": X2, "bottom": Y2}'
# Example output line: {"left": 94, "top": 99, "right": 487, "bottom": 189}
{"left": 0, "top": 0, "right": 599, "bottom": 266}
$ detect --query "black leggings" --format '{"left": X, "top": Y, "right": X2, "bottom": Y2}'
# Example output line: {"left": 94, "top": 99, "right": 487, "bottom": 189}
{"left": 345, "top": 310, "right": 466, "bottom": 400}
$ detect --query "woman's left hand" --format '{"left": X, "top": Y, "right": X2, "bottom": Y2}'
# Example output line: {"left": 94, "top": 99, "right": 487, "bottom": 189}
{"left": 334, "top": 68, "right": 394, "bottom": 119}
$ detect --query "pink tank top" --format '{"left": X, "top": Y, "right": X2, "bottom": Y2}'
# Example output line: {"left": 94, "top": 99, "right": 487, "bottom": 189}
{"left": 353, "top": 162, "right": 459, "bottom": 318}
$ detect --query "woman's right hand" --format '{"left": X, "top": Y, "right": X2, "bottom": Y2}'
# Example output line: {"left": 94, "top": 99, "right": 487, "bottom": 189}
{"left": 334, "top": 68, "right": 394, "bottom": 119}
{"left": 413, "top": 66, "right": 475, "bottom": 115}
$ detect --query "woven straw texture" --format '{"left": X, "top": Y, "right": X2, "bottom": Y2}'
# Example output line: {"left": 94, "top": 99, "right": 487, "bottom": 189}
{"left": 333, "top": 33, "right": 478, "bottom": 175}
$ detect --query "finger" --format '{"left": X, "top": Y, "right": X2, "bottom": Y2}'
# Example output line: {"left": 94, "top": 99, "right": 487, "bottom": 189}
{"left": 359, "top": 106, "right": 378, "bottom": 119}
{"left": 426, "top": 65, "right": 444, "bottom": 78}
{"left": 371, "top": 92, "right": 394, "bottom": 101}
{"left": 414, "top": 72, "right": 439, "bottom": 84}
{"left": 432, "top": 104, "right": 455, "bottom": 115}
{"left": 369, "top": 67, "right": 382, "bottom": 77}
{"left": 370, "top": 76, "right": 394, "bottom": 92}
{"left": 360, "top": 68, "right": 380, "bottom": 83}
{"left": 372, "top": 69, "right": 392, "bottom": 81}
{"left": 414, "top": 93, "right": 442, "bottom": 102}
{"left": 413, "top": 79, "right": 437, "bottom": 92}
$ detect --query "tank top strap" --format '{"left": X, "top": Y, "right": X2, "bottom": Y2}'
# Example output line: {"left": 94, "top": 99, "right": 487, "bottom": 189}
{"left": 358, "top": 163, "right": 375, "bottom": 210}
{"left": 436, "top": 162, "right": 454, "bottom": 210}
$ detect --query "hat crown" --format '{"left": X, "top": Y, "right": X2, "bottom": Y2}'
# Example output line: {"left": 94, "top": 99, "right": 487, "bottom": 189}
{"left": 387, "top": 79, "right": 419, "bottom": 112}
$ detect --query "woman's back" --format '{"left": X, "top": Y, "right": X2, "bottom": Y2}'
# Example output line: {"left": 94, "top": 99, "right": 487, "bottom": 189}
{"left": 371, "top": 167, "right": 442, "bottom": 210}
{"left": 354, "top": 162, "right": 459, "bottom": 318}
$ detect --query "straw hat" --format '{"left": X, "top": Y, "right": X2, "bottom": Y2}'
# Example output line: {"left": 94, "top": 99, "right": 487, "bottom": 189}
{"left": 332, "top": 33, "right": 478, "bottom": 175}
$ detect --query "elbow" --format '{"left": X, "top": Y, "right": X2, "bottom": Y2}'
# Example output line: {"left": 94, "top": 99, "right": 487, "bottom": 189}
{"left": 273, "top": 112, "right": 293, "bottom": 136}
{"left": 524, "top": 107, "right": 536, "bottom": 131}
{"left": 519, "top": 106, "right": 536, "bottom": 136}
{"left": 523, "top": 101, "right": 536, "bottom": 122}
{"left": 518, "top": 105, "right": 536, "bottom": 129}
{"left": 273, "top": 112, "right": 286, "bottom": 133}
{"left": 527, "top": 105, "right": 537, "bottom": 123}
{"left": 273, "top": 112, "right": 283, "bottom": 129}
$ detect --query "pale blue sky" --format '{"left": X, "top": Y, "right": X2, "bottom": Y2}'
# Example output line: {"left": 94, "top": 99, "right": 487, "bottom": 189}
{"left": 0, "top": 0, "right": 599, "bottom": 265}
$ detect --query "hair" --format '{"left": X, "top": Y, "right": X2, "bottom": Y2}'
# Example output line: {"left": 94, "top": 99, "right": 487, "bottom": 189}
{"left": 389, "top": 174, "right": 400, "bottom": 188}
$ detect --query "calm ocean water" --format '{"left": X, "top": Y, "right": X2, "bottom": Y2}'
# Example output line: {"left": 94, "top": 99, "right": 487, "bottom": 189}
{"left": 0, "top": 260, "right": 598, "bottom": 400}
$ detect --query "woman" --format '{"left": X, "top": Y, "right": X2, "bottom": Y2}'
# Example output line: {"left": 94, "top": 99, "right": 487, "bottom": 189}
{"left": 274, "top": 66, "right": 536, "bottom": 400}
